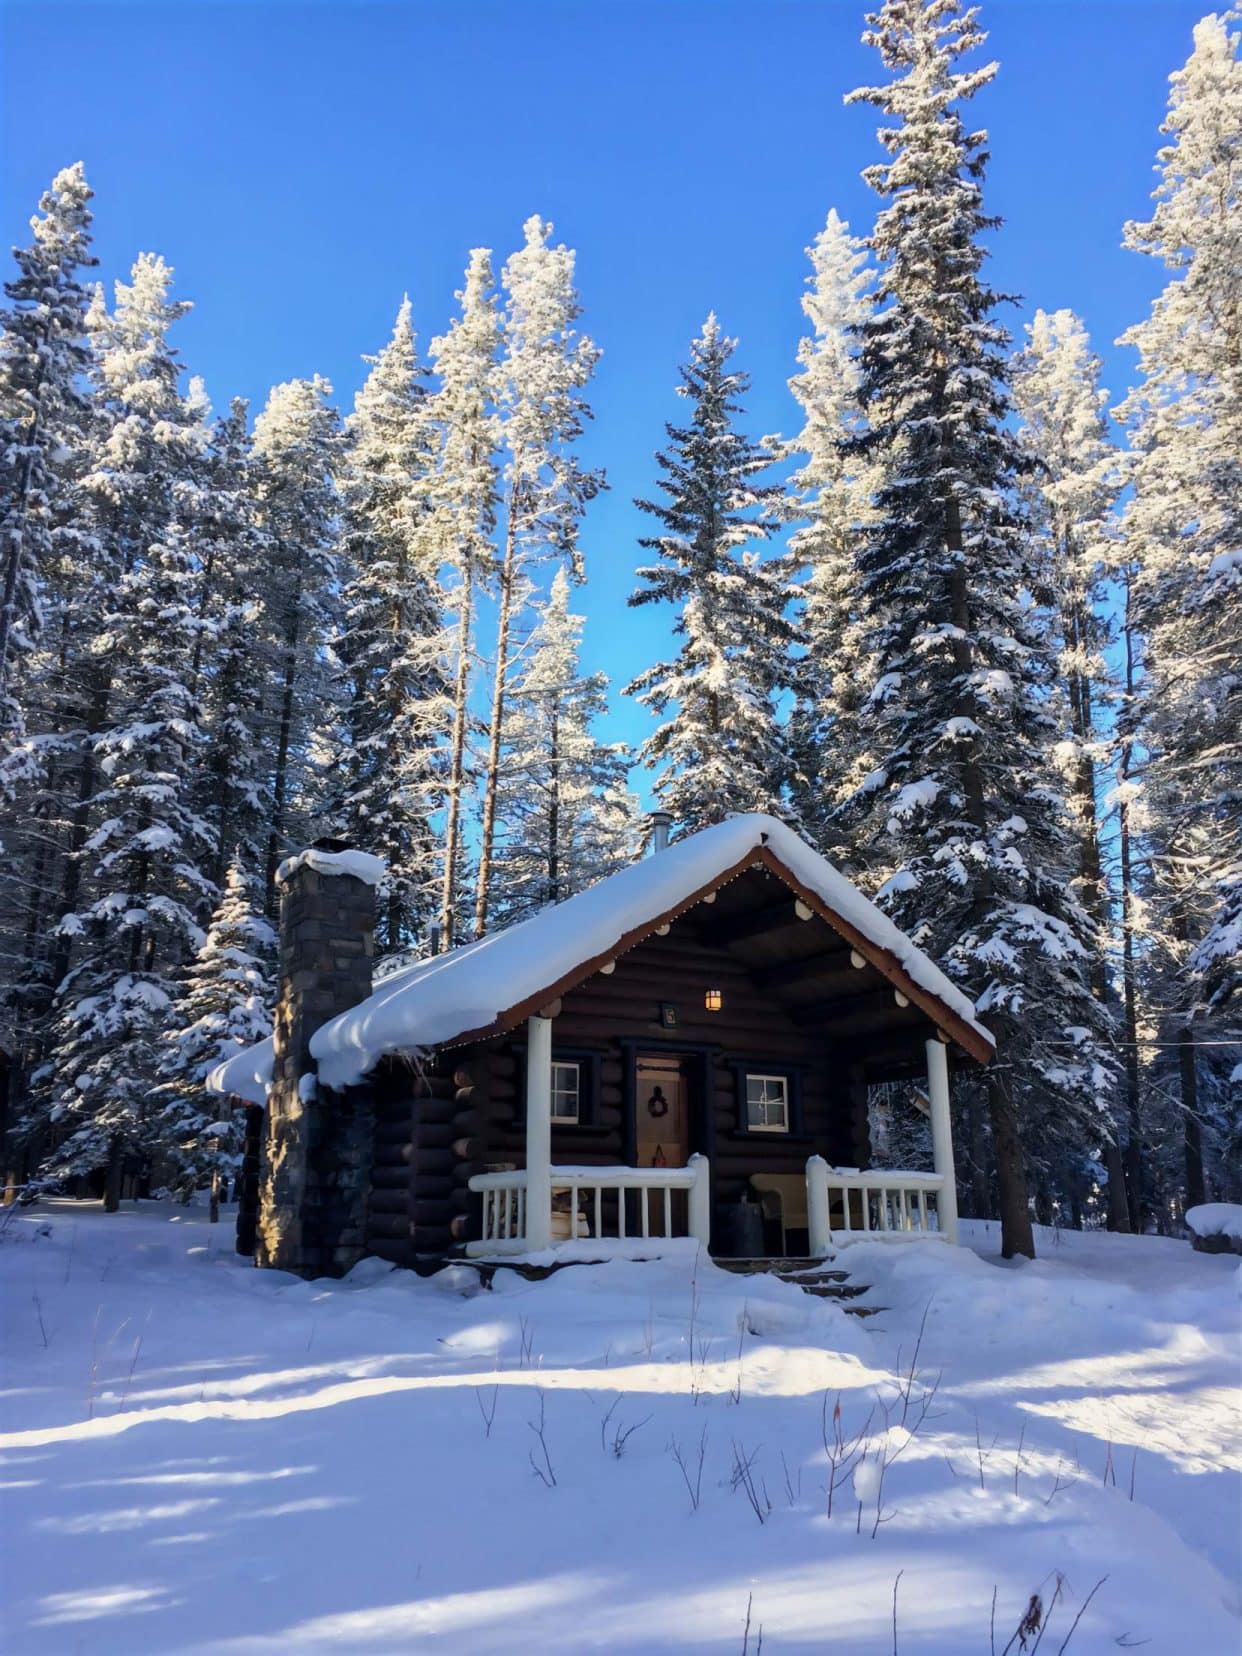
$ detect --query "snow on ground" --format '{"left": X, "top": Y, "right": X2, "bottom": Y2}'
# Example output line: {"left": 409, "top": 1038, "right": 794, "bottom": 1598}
{"left": 1, "top": 1204, "right": 1238, "bottom": 1655}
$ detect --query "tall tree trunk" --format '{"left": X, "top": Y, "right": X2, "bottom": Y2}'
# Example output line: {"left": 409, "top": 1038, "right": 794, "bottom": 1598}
{"left": 1179, "top": 1024, "right": 1206, "bottom": 1211}
{"left": 987, "top": 1058, "right": 1035, "bottom": 1259}
{"left": 546, "top": 705, "right": 560, "bottom": 906}
{"left": 440, "top": 569, "right": 474, "bottom": 948}
{"left": 474, "top": 509, "right": 519, "bottom": 938}
{"left": 264, "top": 613, "right": 301, "bottom": 918}
{"left": 103, "top": 1133, "right": 124, "bottom": 1214}
{"left": 1118, "top": 591, "right": 1145, "bottom": 1230}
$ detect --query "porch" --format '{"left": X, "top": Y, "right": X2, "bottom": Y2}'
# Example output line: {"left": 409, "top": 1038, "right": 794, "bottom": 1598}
{"left": 466, "top": 1011, "right": 959, "bottom": 1258}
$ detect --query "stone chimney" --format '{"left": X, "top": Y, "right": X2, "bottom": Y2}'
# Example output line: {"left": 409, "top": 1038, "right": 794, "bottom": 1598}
{"left": 257, "top": 839, "right": 383, "bottom": 1276}
{"left": 648, "top": 810, "right": 673, "bottom": 855}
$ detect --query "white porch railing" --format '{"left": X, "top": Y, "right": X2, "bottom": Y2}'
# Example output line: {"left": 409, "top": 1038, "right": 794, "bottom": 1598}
{"left": 806, "top": 1153, "right": 956, "bottom": 1251}
{"left": 467, "top": 1155, "right": 711, "bottom": 1258}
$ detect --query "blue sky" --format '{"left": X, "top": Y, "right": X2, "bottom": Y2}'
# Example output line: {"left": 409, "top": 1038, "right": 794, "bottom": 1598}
{"left": 1, "top": 0, "right": 1201, "bottom": 790}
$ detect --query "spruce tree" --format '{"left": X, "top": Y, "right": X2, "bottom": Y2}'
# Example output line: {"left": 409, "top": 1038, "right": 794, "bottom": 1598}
{"left": 40, "top": 254, "right": 212, "bottom": 1204}
{"left": 1011, "top": 308, "right": 1131, "bottom": 1231}
{"left": 775, "top": 209, "right": 877, "bottom": 846}
{"left": 428, "top": 250, "right": 502, "bottom": 947}
{"left": 841, "top": 0, "right": 1114, "bottom": 1258}
{"left": 627, "top": 315, "right": 793, "bottom": 833}
{"left": 157, "top": 856, "right": 275, "bottom": 1212}
{"left": 473, "top": 217, "right": 602, "bottom": 937}
{"left": 192, "top": 399, "right": 274, "bottom": 892}
{"left": 0, "top": 163, "right": 97, "bottom": 754}
{"left": 1116, "top": 11, "right": 1241, "bottom": 1208}
{"left": 250, "top": 376, "right": 343, "bottom": 913}
{"left": 491, "top": 565, "right": 638, "bottom": 922}
{"left": 328, "top": 299, "right": 452, "bottom": 951}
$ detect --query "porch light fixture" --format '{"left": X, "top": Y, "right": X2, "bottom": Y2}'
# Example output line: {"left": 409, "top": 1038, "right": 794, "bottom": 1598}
{"left": 704, "top": 988, "right": 723, "bottom": 1013}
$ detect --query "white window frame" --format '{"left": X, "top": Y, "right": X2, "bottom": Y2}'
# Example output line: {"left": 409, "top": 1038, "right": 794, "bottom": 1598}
{"left": 745, "top": 1072, "right": 790, "bottom": 1134}
{"left": 550, "top": 1060, "right": 581, "bottom": 1124}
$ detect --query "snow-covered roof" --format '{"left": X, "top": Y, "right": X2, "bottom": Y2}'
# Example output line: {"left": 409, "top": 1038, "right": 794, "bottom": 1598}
{"left": 210, "top": 815, "right": 993, "bottom": 1103}
{"left": 208, "top": 1035, "right": 275, "bottom": 1108}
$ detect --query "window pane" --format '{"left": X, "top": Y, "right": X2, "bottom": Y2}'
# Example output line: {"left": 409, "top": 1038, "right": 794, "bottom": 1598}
{"left": 745, "top": 1074, "right": 788, "bottom": 1131}
{"left": 551, "top": 1061, "right": 580, "bottom": 1121}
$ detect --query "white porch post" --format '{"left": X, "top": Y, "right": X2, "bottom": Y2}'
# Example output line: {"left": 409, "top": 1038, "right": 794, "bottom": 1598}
{"left": 687, "top": 1153, "right": 711, "bottom": 1247}
{"left": 525, "top": 1014, "right": 553, "bottom": 1250}
{"left": 925, "top": 1038, "right": 959, "bottom": 1244}
{"left": 806, "top": 1154, "right": 831, "bottom": 1257}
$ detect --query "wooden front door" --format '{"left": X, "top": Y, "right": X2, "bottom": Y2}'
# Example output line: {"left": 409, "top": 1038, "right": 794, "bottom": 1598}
{"left": 635, "top": 1053, "right": 693, "bottom": 1236}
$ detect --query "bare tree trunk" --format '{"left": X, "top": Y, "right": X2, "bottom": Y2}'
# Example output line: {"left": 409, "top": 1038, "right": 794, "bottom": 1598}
{"left": 474, "top": 511, "right": 519, "bottom": 938}
{"left": 546, "top": 705, "right": 560, "bottom": 906}
{"left": 987, "top": 1060, "right": 1035, "bottom": 1258}
{"left": 1063, "top": 588, "right": 1129, "bottom": 1233}
{"left": 103, "top": 1133, "right": 123, "bottom": 1214}
{"left": 1118, "top": 590, "right": 1145, "bottom": 1230}
{"left": 1179, "top": 1025, "right": 1206, "bottom": 1211}
{"left": 440, "top": 570, "right": 474, "bottom": 948}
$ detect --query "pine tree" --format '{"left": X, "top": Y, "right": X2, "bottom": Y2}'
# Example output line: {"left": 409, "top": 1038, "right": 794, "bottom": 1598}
{"left": 491, "top": 565, "right": 638, "bottom": 922}
{"left": 0, "top": 163, "right": 97, "bottom": 756}
{"left": 473, "top": 217, "right": 602, "bottom": 937}
{"left": 192, "top": 399, "right": 274, "bottom": 892}
{"left": 627, "top": 315, "right": 794, "bottom": 833}
{"left": 776, "top": 210, "right": 877, "bottom": 845}
{"left": 1011, "top": 308, "right": 1131, "bottom": 1231}
{"left": 1116, "top": 11, "right": 1242, "bottom": 1208}
{"left": 328, "top": 299, "right": 452, "bottom": 951}
{"left": 428, "top": 250, "right": 502, "bottom": 947}
{"left": 40, "top": 253, "right": 213, "bottom": 1205}
{"left": 251, "top": 376, "right": 343, "bottom": 913}
{"left": 157, "top": 856, "right": 275, "bottom": 1212}
{"left": 0, "top": 166, "right": 98, "bottom": 1175}
{"left": 840, "top": 0, "right": 1115, "bottom": 1258}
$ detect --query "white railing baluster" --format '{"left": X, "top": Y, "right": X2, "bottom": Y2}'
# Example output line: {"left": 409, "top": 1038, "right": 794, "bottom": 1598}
{"left": 663, "top": 1187, "right": 672, "bottom": 1237}
{"left": 917, "top": 1189, "right": 927, "bottom": 1231}
{"left": 594, "top": 1186, "right": 602, "bottom": 1239}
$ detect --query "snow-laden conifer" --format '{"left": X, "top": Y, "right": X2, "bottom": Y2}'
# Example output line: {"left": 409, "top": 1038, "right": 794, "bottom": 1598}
{"left": 328, "top": 299, "right": 453, "bottom": 951}
{"left": 491, "top": 565, "right": 638, "bottom": 923}
{"left": 1116, "top": 11, "right": 1241, "bottom": 1205}
{"left": 250, "top": 376, "right": 343, "bottom": 913}
{"left": 40, "top": 254, "right": 213, "bottom": 1204}
{"left": 428, "top": 250, "right": 502, "bottom": 947}
{"left": 0, "top": 163, "right": 96, "bottom": 756}
{"left": 774, "top": 210, "right": 877, "bottom": 845}
{"left": 157, "top": 855, "right": 275, "bottom": 1209}
{"left": 1011, "top": 308, "right": 1131, "bottom": 1230}
{"left": 627, "top": 315, "right": 793, "bottom": 834}
{"left": 840, "top": 0, "right": 1116, "bottom": 1257}
{"left": 473, "top": 217, "right": 602, "bottom": 936}
{"left": 191, "top": 399, "right": 275, "bottom": 893}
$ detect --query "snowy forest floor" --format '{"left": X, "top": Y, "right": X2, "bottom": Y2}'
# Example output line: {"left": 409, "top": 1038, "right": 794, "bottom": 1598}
{"left": 0, "top": 1203, "right": 1239, "bottom": 1655}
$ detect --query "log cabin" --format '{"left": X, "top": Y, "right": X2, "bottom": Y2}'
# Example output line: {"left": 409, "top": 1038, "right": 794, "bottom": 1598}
{"left": 209, "top": 813, "right": 994, "bottom": 1276}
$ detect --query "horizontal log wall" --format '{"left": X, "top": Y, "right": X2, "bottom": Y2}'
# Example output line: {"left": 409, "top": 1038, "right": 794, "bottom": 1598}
{"left": 367, "top": 907, "right": 898, "bottom": 1259}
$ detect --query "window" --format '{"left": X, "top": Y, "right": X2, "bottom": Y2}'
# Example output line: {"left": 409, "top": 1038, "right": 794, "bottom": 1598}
{"left": 551, "top": 1061, "right": 581, "bottom": 1123}
{"left": 746, "top": 1073, "right": 790, "bottom": 1133}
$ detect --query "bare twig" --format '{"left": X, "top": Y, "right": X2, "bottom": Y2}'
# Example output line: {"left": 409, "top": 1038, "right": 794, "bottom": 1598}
{"left": 730, "top": 1440, "right": 770, "bottom": 1526}
{"left": 31, "top": 1293, "right": 48, "bottom": 1348}
{"left": 475, "top": 1385, "right": 499, "bottom": 1438}
{"left": 1054, "top": 1576, "right": 1107, "bottom": 1655}
{"left": 527, "top": 1390, "right": 556, "bottom": 1487}
{"left": 670, "top": 1425, "right": 708, "bottom": 1512}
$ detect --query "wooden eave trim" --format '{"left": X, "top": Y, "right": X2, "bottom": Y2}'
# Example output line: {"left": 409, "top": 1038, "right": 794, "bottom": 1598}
{"left": 441, "top": 849, "right": 766, "bottom": 1051}
{"left": 751, "top": 845, "right": 994, "bottom": 1065}
{"left": 395, "top": 841, "right": 993, "bottom": 1068}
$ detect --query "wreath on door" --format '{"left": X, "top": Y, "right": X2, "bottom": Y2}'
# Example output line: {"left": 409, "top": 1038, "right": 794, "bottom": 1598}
{"left": 647, "top": 1085, "right": 669, "bottom": 1119}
